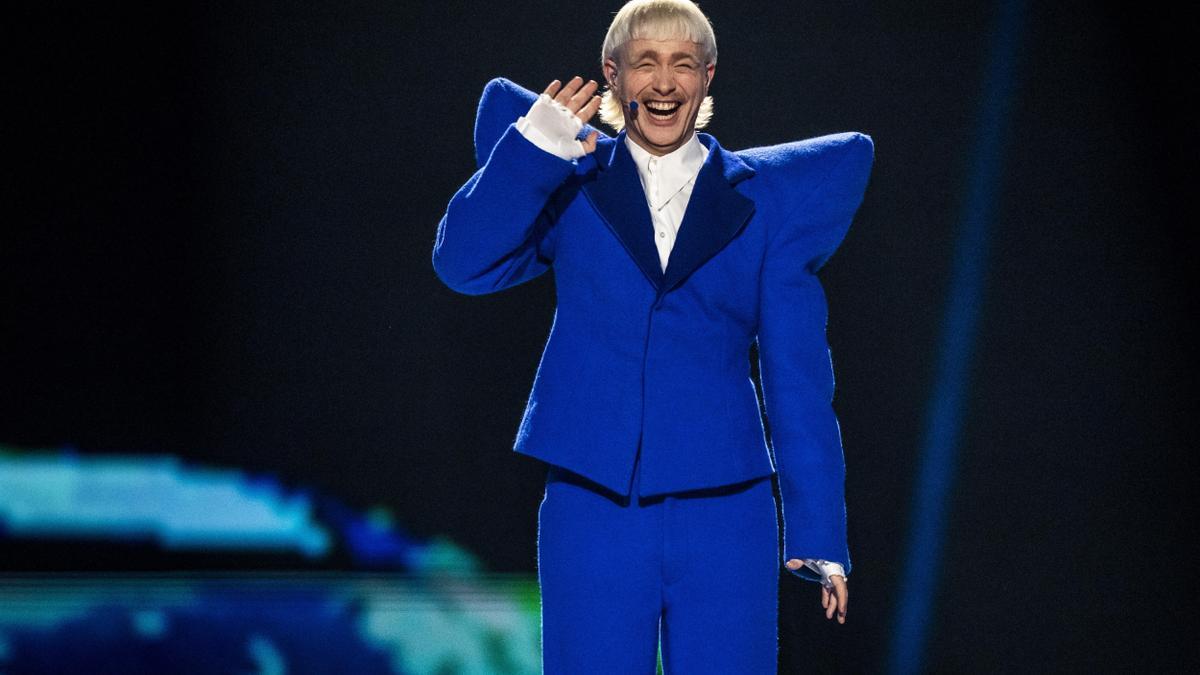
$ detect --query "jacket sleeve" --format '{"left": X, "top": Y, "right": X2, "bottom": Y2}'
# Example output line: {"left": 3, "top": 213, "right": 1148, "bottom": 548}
{"left": 756, "top": 132, "right": 874, "bottom": 582}
{"left": 432, "top": 79, "right": 580, "bottom": 296}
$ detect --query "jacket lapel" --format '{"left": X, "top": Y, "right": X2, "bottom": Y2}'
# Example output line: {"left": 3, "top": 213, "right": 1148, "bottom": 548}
{"left": 662, "top": 133, "right": 757, "bottom": 293}
{"left": 581, "top": 131, "right": 665, "bottom": 289}
{"left": 581, "top": 130, "right": 757, "bottom": 294}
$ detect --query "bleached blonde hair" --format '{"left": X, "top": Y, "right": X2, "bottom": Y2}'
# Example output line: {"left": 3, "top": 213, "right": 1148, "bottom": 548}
{"left": 599, "top": 0, "right": 717, "bottom": 132}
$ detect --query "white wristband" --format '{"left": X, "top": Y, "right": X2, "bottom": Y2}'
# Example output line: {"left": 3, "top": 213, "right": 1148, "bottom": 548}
{"left": 514, "top": 93, "right": 585, "bottom": 160}
{"left": 803, "top": 559, "right": 847, "bottom": 589}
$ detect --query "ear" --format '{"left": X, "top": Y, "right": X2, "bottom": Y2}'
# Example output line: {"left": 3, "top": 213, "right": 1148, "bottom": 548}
{"left": 602, "top": 58, "right": 620, "bottom": 91}
{"left": 705, "top": 62, "right": 716, "bottom": 90}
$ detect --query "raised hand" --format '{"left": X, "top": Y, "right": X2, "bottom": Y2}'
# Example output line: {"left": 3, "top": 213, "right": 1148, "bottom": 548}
{"left": 544, "top": 76, "right": 602, "bottom": 154}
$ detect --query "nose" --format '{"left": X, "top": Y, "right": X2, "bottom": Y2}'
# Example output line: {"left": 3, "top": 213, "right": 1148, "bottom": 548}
{"left": 651, "top": 67, "right": 676, "bottom": 95}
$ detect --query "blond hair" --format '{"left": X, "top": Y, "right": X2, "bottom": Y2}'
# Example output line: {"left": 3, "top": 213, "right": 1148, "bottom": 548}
{"left": 598, "top": 0, "right": 717, "bottom": 132}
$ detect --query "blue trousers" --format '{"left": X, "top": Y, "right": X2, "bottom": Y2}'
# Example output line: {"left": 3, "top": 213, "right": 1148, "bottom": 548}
{"left": 537, "top": 449, "right": 780, "bottom": 674}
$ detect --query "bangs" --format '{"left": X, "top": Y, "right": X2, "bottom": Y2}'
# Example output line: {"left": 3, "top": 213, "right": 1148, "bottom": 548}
{"left": 602, "top": 0, "right": 718, "bottom": 66}
{"left": 628, "top": 14, "right": 708, "bottom": 50}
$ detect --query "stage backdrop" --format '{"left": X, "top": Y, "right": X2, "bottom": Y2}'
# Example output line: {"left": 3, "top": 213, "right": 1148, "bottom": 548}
{"left": 2, "top": 1, "right": 1192, "bottom": 672}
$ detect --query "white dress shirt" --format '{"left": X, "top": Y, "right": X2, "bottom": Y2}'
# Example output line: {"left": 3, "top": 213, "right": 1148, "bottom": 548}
{"left": 622, "top": 131, "right": 707, "bottom": 273}
{"left": 515, "top": 94, "right": 847, "bottom": 588}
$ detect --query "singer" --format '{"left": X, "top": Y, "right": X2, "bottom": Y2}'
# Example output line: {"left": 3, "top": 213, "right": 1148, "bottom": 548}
{"left": 432, "top": 0, "right": 873, "bottom": 671}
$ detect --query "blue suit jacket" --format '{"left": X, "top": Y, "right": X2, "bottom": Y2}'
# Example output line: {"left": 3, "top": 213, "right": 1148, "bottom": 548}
{"left": 433, "top": 77, "right": 873, "bottom": 581}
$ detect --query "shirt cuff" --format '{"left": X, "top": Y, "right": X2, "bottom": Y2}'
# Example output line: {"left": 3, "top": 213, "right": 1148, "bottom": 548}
{"left": 514, "top": 93, "right": 585, "bottom": 161}
{"left": 803, "top": 559, "right": 847, "bottom": 589}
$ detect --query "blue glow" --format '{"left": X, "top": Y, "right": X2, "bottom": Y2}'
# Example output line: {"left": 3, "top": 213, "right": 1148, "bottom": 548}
{"left": 0, "top": 447, "right": 330, "bottom": 556}
{"left": 886, "top": 2, "right": 1027, "bottom": 673}
{"left": 0, "top": 574, "right": 543, "bottom": 673}
{"left": 0, "top": 443, "right": 489, "bottom": 576}
{"left": 0, "top": 444, "right": 529, "bottom": 670}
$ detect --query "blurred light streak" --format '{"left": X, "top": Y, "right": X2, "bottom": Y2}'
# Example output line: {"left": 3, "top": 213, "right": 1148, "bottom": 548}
{"left": 886, "top": 2, "right": 1028, "bottom": 673}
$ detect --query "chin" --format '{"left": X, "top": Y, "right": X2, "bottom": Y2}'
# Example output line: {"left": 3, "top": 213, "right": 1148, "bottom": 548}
{"left": 640, "top": 122, "right": 694, "bottom": 149}
{"left": 645, "top": 132, "right": 683, "bottom": 147}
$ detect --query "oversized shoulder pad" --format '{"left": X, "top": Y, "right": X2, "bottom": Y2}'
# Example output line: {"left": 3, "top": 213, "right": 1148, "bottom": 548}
{"left": 738, "top": 132, "right": 874, "bottom": 271}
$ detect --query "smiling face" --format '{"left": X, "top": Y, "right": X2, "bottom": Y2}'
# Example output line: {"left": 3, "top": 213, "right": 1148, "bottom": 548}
{"left": 604, "top": 38, "right": 715, "bottom": 156}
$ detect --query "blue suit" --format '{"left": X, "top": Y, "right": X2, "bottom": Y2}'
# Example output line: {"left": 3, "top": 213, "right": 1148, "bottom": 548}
{"left": 434, "top": 77, "right": 873, "bottom": 671}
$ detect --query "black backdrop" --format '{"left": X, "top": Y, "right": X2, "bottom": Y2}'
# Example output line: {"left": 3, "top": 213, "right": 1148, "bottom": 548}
{"left": 3, "top": 1, "right": 1193, "bottom": 670}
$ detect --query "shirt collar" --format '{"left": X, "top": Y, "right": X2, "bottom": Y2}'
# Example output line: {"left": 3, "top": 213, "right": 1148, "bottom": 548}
{"left": 624, "top": 132, "right": 709, "bottom": 210}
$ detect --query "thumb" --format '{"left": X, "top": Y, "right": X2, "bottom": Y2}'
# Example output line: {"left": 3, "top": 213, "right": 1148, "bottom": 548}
{"left": 581, "top": 130, "right": 599, "bottom": 154}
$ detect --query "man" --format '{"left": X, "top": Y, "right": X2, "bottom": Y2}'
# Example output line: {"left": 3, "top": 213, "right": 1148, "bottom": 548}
{"left": 432, "top": 0, "right": 872, "bottom": 671}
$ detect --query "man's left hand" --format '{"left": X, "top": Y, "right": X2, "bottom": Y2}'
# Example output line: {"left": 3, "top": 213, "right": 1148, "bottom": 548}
{"left": 786, "top": 559, "right": 848, "bottom": 624}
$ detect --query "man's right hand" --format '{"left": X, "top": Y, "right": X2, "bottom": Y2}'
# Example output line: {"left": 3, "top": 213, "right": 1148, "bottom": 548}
{"left": 543, "top": 76, "right": 601, "bottom": 154}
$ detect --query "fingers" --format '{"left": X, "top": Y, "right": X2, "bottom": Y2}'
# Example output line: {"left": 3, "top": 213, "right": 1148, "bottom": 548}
{"left": 831, "top": 577, "right": 848, "bottom": 623}
{"left": 820, "top": 577, "right": 848, "bottom": 623}
{"left": 568, "top": 79, "right": 599, "bottom": 114}
{"left": 554, "top": 75, "right": 585, "bottom": 106}
{"left": 544, "top": 76, "right": 600, "bottom": 118}
{"left": 576, "top": 93, "right": 602, "bottom": 123}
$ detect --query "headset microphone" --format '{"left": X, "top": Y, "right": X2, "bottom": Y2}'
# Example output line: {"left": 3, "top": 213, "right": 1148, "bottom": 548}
{"left": 628, "top": 100, "right": 638, "bottom": 121}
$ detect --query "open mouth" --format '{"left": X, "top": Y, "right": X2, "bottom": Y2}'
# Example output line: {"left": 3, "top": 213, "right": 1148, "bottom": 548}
{"left": 643, "top": 100, "right": 683, "bottom": 120}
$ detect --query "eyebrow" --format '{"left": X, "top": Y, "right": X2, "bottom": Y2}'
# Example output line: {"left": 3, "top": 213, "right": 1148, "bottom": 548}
{"left": 631, "top": 50, "right": 700, "bottom": 62}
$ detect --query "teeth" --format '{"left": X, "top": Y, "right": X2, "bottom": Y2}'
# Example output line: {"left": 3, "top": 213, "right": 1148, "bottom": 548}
{"left": 646, "top": 101, "right": 680, "bottom": 111}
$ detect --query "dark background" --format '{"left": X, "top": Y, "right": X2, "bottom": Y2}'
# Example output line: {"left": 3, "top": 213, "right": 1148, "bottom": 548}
{"left": 2, "top": 1, "right": 1193, "bottom": 671}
